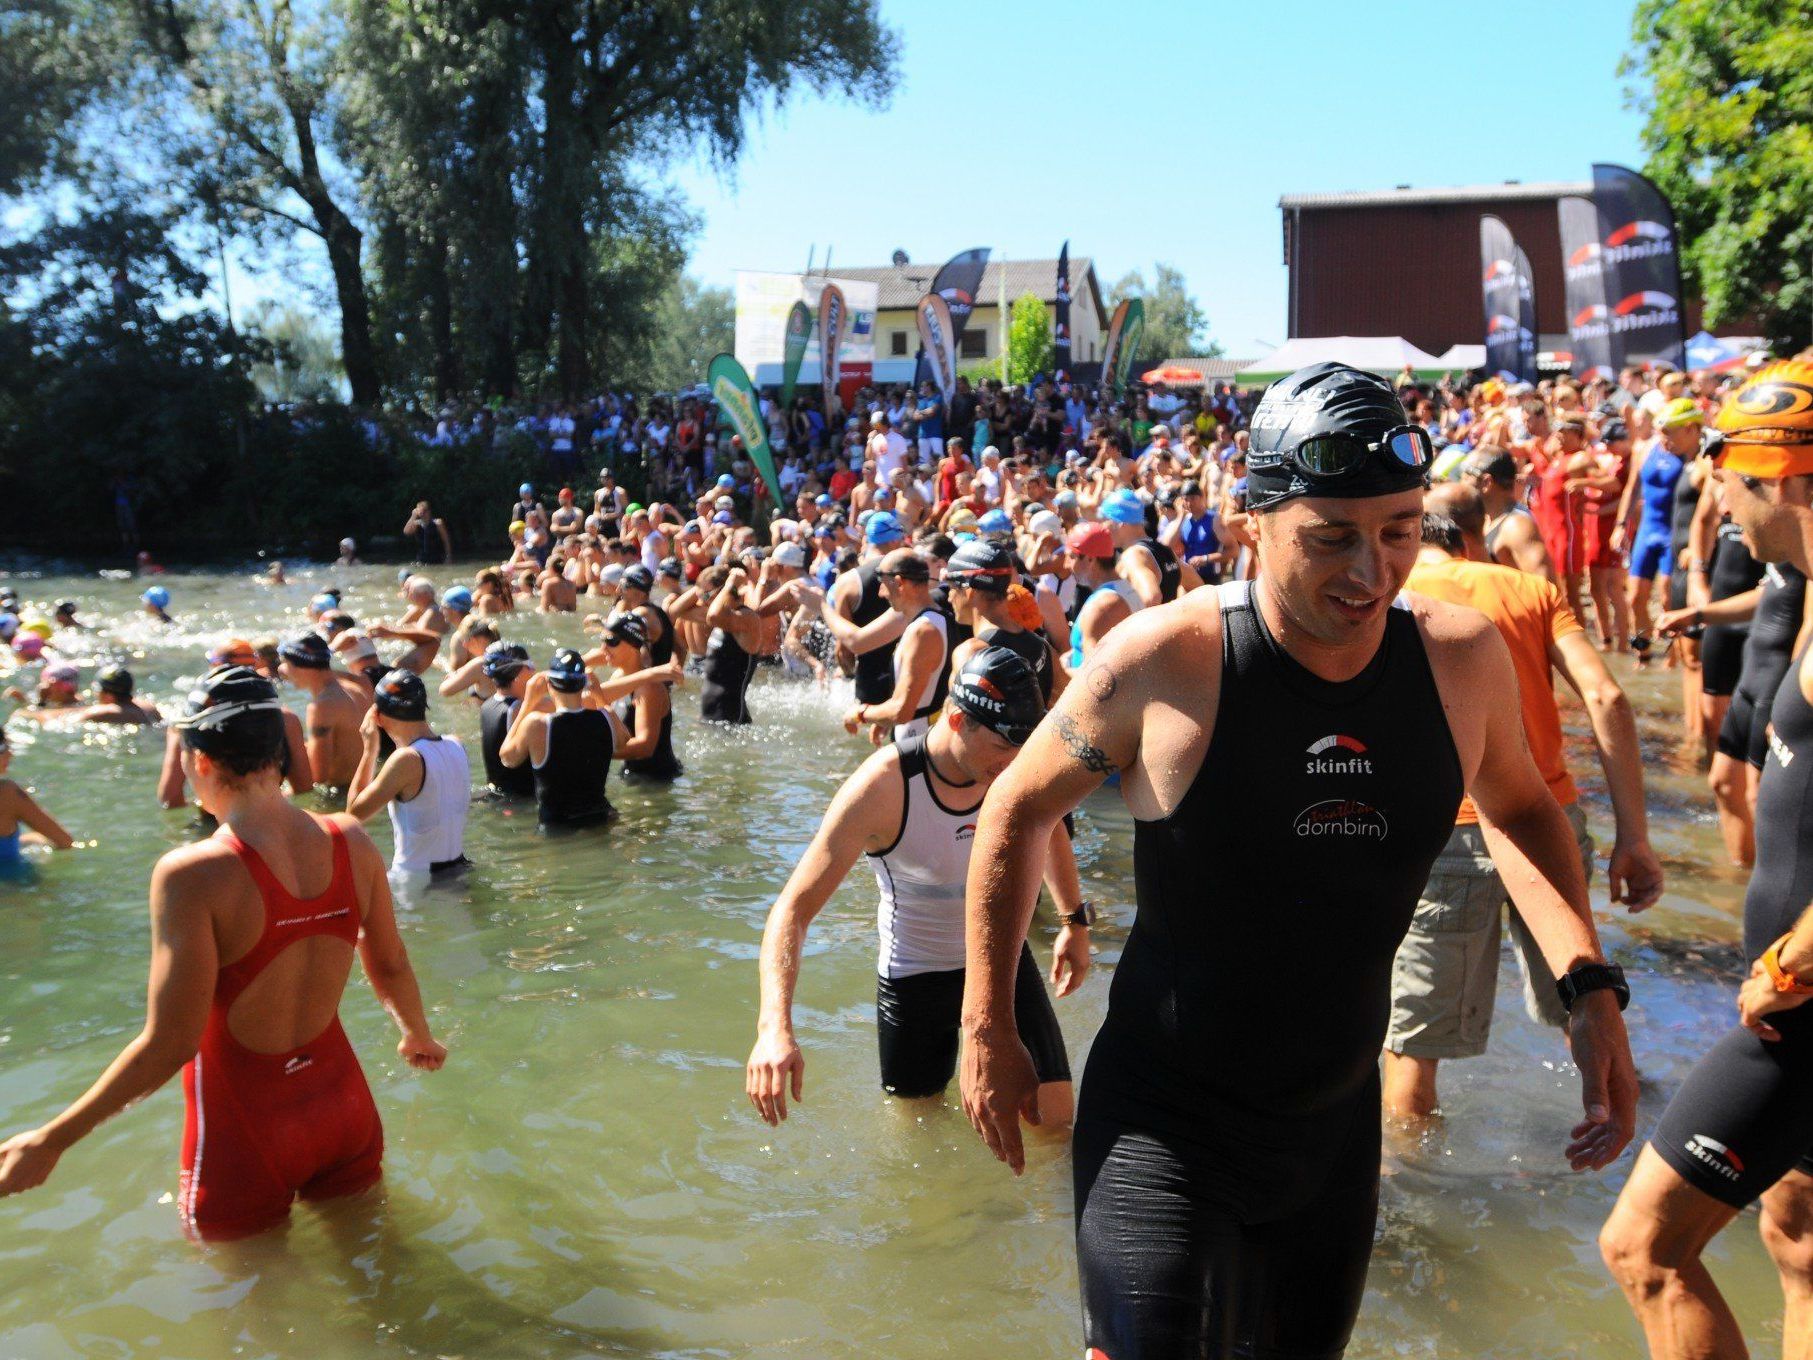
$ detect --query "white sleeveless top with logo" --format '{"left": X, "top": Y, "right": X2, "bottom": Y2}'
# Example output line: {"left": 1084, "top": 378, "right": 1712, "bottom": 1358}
{"left": 867, "top": 732, "right": 978, "bottom": 978}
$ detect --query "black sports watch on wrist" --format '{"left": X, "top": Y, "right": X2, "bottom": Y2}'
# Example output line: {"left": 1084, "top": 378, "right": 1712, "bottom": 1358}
{"left": 1556, "top": 962, "right": 1630, "bottom": 1013}
{"left": 1059, "top": 901, "right": 1097, "bottom": 929}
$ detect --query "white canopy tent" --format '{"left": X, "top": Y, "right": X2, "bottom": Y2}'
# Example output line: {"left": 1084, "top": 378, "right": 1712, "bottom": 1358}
{"left": 1238, "top": 336, "right": 1447, "bottom": 384}
{"left": 1434, "top": 343, "right": 1486, "bottom": 370}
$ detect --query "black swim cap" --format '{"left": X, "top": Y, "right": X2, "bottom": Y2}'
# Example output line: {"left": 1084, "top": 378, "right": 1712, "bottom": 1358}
{"left": 603, "top": 612, "right": 649, "bottom": 651}
{"left": 278, "top": 632, "right": 332, "bottom": 669}
{"left": 172, "top": 665, "right": 286, "bottom": 773}
{"left": 96, "top": 663, "right": 133, "bottom": 697}
{"left": 621, "top": 564, "right": 654, "bottom": 594}
{"left": 373, "top": 668, "right": 428, "bottom": 720}
{"left": 481, "top": 640, "right": 530, "bottom": 683}
{"left": 945, "top": 539, "right": 1016, "bottom": 593}
{"left": 949, "top": 645, "right": 1045, "bottom": 745}
{"left": 547, "top": 647, "right": 588, "bottom": 693}
{"left": 1246, "top": 363, "right": 1423, "bottom": 512}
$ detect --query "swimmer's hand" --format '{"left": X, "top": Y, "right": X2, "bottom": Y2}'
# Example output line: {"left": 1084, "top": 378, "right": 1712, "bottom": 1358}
{"left": 960, "top": 1022, "right": 1040, "bottom": 1175}
{"left": 398, "top": 1032, "right": 447, "bottom": 1071}
{"left": 1564, "top": 990, "right": 1638, "bottom": 1172}
{"left": 1051, "top": 924, "right": 1091, "bottom": 998}
{"left": 359, "top": 704, "right": 382, "bottom": 746}
{"left": 1608, "top": 837, "right": 1665, "bottom": 913}
{"left": 0, "top": 1127, "right": 60, "bottom": 1197}
{"left": 1738, "top": 959, "right": 1813, "bottom": 1040}
{"left": 746, "top": 1028, "right": 804, "bottom": 1126}
{"left": 1653, "top": 606, "right": 1700, "bottom": 637}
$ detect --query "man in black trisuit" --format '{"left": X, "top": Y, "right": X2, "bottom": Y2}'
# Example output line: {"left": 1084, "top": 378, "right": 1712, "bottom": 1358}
{"left": 1601, "top": 362, "right": 1813, "bottom": 1360}
{"left": 498, "top": 649, "right": 622, "bottom": 829}
{"left": 828, "top": 511, "right": 907, "bottom": 704}
{"left": 617, "top": 564, "right": 681, "bottom": 667}
{"left": 961, "top": 363, "right": 1637, "bottom": 1359}
{"left": 477, "top": 642, "right": 535, "bottom": 799}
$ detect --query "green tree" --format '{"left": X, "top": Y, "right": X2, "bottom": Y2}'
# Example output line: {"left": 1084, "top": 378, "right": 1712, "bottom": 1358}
{"left": 1006, "top": 292, "right": 1054, "bottom": 386}
{"left": 1108, "top": 262, "right": 1222, "bottom": 360}
{"left": 628, "top": 274, "right": 736, "bottom": 392}
{"left": 246, "top": 300, "right": 345, "bottom": 403}
{"left": 1625, "top": 0, "right": 1813, "bottom": 348}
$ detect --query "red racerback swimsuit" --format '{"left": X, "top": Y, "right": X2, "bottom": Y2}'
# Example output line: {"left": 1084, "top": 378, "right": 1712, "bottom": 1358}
{"left": 178, "top": 818, "right": 383, "bottom": 1239}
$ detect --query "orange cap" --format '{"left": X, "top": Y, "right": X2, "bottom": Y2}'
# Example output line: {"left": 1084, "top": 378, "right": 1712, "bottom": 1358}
{"left": 1714, "top": 361, "right": 1813, "bottom": 476}
{"left": 208, "top": 638, "right": 258, "bottom": 667}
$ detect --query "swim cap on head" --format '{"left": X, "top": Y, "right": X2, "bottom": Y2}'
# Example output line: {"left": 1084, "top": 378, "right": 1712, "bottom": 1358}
{"left": 1245, "top": 362, "right": 1424, "bottom": 511}
{"left": 278, "top": 633, "right": 331, "bottom": 669}
{"left": 1099, "top": 490, "right": 1147, "bottom": 525}
{"left": 206, "top": 638, "right": 258, "bottom": 668}
{"left": 1714, "top": 360, "right": 1813, "bottom": 477}
{"left": 481, "top": 639, "right": 530, "bottom": 683}
{"left": 658, "top": 557, "right": 683, "bottom": 579}
{"left": 55, "top": 601, "right": 77, "bottom": 618}
{"left": 866, "top": 510, "right": 906, "bottom": 545}
{"left": 43, "top": 660, "right": 77, "bottom": 686}
{"left": 712, "top": 511, "right": 733, "bottom": 526}
{"left": 172, "top": 665, "right": 286, "bottom": 773}
{"left": 14, "top": 634, "right": 45, "bottom": 661}
{"left": 441, "top": 585, "right": 474, "bottom": 612}
{"left": 977, "top": 508, "right": 1013, "bottom": 535}
{"left": 546, "top": 647, "right": 589, "bottom": 692}
{"left": 310, "top": 592, "right": 337, "bottom": 615}
{"left": 335, "top": 632, "right": 378, "bottom": 663}
{"left": 340, "top": 537, "right": 355, "bottom": 551}
{"left": 946, "top": 538, "right": 1016, "bottom": 592}
{"left": 1657, "top": 396, "right": 1706, "bottom": 430}
{"left": 21, "top": 618, "right": 51, "bottom": 641}
{"left": 143, "top": 586, "right": 171, "bottom": 609}
{"left": 96, "top": 663, "right": 133, "bottom": 697}
{"left": 519, "top": 483, "right": 534, "bottom": 497}
{"left": 717, "top": 474, "right": 736, "bottom": 488}
{"left": 1065, "top": 521, "right": 1115, "bottom": 560}
{"left": 509, "top": 519, "right": 527, "bottom": 536}
{"left": 600, "top": 563, "right": 625, "bottom": 588}
{"left": 373, "top": 668, "right": 428, "bottom": 720}
{"left": 620, "top": 564, "right": 654, "bottom": 593}
{"left": 949, "top": 645, "right": 1045, "bottom": 746}
{"left": 603, "top": 612, "right": 649, "bottom": 651}
{"left": 1027, "top": 509, "right": 1063, "bottom": 537}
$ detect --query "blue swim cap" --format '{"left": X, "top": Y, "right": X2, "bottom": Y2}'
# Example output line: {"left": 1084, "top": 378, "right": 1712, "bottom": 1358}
{"left": 310, "top": 592, "right": 336, "bottom": 614}
{"left": 143, "top": 586, "right": 171, "bottom": 609}
{"left": 1100, "top": 490, "right": 1148, "bottom": 525}
{"left": 519, "top": 483, "right": 534, "bottom": 497}
{"left": 977, "top": 508, "right": 1013, "bottom": 534}
{"left": 867, "top": 510, "right": 905, "bottom": 545}
{"left": 441, "top": 585, "right": 473, "bottom": 611}
{"left": 717, "top": 474, "right": 736, "bottom": 488}
{"left": 713, "top": 510, "right": 733, "bottom": 525}
{"left": 815, "top": 493, "right": 833, "bottom": 507}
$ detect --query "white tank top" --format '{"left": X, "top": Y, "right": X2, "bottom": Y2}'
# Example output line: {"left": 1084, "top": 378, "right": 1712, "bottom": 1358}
{"left": 868, "top": 733, "right": 979, "bottom": 979}
{"left": 892, "top": 608, "right": 949, "bottom": 742}
{"left": 388, "top": 736, "right": 470, "bottom": 874}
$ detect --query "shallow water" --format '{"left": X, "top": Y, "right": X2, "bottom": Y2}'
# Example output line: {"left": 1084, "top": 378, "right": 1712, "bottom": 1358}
{"left": 0, "top": 563, "right": 1790, "bottom": 1358}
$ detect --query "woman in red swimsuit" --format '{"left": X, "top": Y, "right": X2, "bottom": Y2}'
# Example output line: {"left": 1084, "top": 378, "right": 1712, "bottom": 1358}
{"left": 0, "top": 666, "right": 447, "bottom": 1240}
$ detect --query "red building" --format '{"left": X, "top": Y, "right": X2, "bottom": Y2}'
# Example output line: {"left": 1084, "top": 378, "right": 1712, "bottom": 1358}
{"left": 1280, "top": 181, "right": 1596, "bottom": 357}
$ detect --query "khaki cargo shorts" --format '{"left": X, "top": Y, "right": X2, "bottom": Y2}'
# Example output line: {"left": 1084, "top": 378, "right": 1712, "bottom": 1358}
{"left": 1385, "top": 802, "right": 1593, "bottom": 1059}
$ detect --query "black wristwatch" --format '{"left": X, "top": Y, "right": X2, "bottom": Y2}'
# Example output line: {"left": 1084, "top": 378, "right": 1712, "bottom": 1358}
{"left": 1556, "top": 962, "right": 1630, "bottom": 1013}
{"left": 1059, "top": 901, "right": 1097, "bottom": 929}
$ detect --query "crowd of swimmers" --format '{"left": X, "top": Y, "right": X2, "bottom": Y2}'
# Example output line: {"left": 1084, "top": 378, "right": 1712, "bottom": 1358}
{"left": 6, "top": 357, "right": 1813, "bottom": 1358}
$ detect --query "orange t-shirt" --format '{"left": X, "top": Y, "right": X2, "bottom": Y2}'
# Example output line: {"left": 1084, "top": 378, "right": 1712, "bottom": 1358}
{"left": 1407, "top": 555, "right": 1582, "bottom": 824}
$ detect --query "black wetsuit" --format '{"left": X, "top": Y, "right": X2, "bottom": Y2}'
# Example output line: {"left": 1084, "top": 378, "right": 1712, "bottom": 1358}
{"left": 850, "top": 561, "right": 897, "bottom": 704}
{"left": 1666, "top": 466, "right": 1701, "bottom": 612}
{"left": 930, "top": 583, "right": 974, "bottom": 654}
{"left": 1719, "top": 562, "right": 1806, "bottom": 768}
{"left": 1130, "top": 537, "right": 1182, "bottom": 603}
{"left": 700, "top": 625, "right": 756, "bottom": 724}
{"left": 532, "top": 707, "right": 615, "bottom": 827}
{"left": 479, "top": 693, "right": 535, "bottom": 798}
{"left": 1701, "top": 518, "right": 1763, "bottom": 699}
{"left": 1074, "top": 579, "right": 1464, "bottom": 1360}
{"left": 1654, "top": 642, "right": 1813, "bottom": 1206}
{"left": 616, "top": 694, "right": 683, "bottom": 780}
{"left": 638, "top": 602, "right": 676, "bottom": 666}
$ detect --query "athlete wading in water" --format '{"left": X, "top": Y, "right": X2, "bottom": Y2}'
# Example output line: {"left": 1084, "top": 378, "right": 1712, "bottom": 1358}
{"left": 960, "top": 362, "right": 1638, "bottom": 1360}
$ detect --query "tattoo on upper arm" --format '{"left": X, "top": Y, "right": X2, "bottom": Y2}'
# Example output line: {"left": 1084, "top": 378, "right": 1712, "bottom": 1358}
{"left": 1055, "top": 713, "right": 1117, "bottom": 773}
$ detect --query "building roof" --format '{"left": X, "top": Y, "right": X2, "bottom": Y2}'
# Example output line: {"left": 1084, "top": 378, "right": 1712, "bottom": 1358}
{"left": 829, "top": 257, "right": 1106, "bottom": 323}
{"left": 1279, "top": 181, "right": 1592, "bottom": 211}
{"left": 1151, "top": 357, "right": 1253, "bottom": 381}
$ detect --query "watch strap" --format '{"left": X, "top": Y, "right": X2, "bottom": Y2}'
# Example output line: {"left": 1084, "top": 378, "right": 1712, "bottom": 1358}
{"left": 1763, "top": 936, "right": 1813, "bottom": 995}
{"left": 1556, "top": 962, "right": 1630, "bottom": 1013}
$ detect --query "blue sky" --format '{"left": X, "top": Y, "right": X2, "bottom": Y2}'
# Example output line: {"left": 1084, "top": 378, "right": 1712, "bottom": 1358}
{"left": 670, "top": 0, "right": 1650, "bottom": 359}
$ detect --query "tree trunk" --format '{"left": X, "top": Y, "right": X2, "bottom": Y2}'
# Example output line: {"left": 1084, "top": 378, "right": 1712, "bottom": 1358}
{"left": 318, "top": 205, "right": 380, "bottom": 407}
{"left": 428, "top": 232, "right": 459, "bottom": 401}
{"left": 558, "top": 254, "right": 588, "bottom": 398}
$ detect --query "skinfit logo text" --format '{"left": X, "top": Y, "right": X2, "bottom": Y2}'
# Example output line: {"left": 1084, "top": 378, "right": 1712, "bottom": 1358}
{"left": 1305, "top": 734, "right": 1372, "bottom": 775}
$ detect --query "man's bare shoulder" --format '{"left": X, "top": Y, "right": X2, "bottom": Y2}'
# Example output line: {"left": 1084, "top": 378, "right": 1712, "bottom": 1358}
{"left": 1400, "top": 589, "right": 1511, "bottom": 686}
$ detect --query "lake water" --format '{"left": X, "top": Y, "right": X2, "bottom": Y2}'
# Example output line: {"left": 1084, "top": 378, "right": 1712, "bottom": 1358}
{"left": 0, "top": 562, "right": 1790, "bottom": 1358}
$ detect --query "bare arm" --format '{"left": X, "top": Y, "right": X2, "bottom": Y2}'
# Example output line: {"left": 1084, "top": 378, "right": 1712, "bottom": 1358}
{"left": 156, "top": 725, "right": 188, "bottom": 808}
{"left": 860, "top": 619, "right": 939, "bottom": 727}
{"left": 819, "top": 600, "right": 909, "bottom": 654}
{"left": 1549, "top": 630, "right": 1662, "bottom": 910}
{"left": 1121, "top": 545, "right": 1165, "bottom": 609}
{"left": 347, "top": 733, "right": 420, "bottom": 822}
{"left": 6, "top": 781, "right": 73, "bottom": 849}
{"left": 613, "top": 686, "right": 667, "bottom": 762}
{"left": 747, "top": 752, "right": 897, "bottom": 1125}
{"left": 281, "top": 711, "right": 314, "bottom": 797}
{"left": 0, "top": 848, "right": 220, "bottom": 1194}
{"left": 343, "top": 817, "right": 444, "bottom": 1069}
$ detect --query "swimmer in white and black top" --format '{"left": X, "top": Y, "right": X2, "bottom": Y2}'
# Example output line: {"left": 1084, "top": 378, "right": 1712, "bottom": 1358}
{"left": 346, "top": 670, "right": 469, "bottom": 879}
{"left": 747, "top": 647, "right": 1092, "bottom": 1124}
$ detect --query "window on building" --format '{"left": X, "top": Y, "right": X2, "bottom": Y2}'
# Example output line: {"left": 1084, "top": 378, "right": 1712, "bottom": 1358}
{"left": 960, "top": 330, "right": 987, "bottom": 359}
{"left": 890, "top": 331, "right": 909, "bottom": 356}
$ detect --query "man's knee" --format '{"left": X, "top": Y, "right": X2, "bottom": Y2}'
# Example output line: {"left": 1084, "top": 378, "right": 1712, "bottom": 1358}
{"left": 1600, "top": 1204, "right": 1692, "bottom": 1303}
{"left": 1761, "top": 1194, "right": 1813, "bottom": 1292}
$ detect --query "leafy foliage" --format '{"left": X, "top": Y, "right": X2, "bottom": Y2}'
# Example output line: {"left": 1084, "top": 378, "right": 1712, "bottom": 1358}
{"left": 1624, "top": 0, "right": 1813, "bottom": 347}
{"left": 1108, "top": 262, "right": 1222, "bottom": 360}
{"left": 1006, "top": 292, "right": 1054, "bottom": 386}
